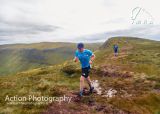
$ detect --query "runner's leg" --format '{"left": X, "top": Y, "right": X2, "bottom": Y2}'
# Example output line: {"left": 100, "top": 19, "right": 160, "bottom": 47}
{"left": 80, "top": 76, "right": 85, "bottom": 92}
{"left": 86, "top": 76, "right": 92, "bottom": 89}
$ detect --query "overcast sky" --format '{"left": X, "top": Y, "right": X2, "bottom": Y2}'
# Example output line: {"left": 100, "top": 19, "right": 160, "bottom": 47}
{"left": 0, "top": 0, "right": 160, "bottom": 44}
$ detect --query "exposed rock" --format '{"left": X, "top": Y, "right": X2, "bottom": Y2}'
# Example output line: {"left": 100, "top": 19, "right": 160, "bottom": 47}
{"left": 91, "top": 80, "right": 102, "bottom": 95}
{"left": 104, "top": 89, "right": 117, "bottom": 98}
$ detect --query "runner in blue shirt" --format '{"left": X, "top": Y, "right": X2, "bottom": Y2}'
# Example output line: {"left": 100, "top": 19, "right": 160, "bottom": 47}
{"left": 74, "top": 43, "right": 95, "bottom": 96}
{"left": 113, "top": 44, "right": 119, "bottom": 56}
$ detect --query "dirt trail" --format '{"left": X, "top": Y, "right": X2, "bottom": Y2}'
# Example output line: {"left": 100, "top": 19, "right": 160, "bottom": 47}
{"left": 109, "top": 45, "right": 133, "bottom": 60}
{"left": 41, "top": 78, "right": 135, "bottom": 114}
{"left": 41, "top": 45, "right": 136, "bottom": 114}
{"left": 41, "top": 69, "right": 135, "bottom": 114}
{"left": 41, "top": 88, "right": 129, "bottom": 114}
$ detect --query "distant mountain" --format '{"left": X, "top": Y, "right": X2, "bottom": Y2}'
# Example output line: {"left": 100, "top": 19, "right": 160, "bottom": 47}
{"left": 97, "top": 36, "right": 160, "bottom": 76}
{"left": 100, "top": 36, "right": 159, "bottom": 49}
{"left": 0, "top": 42, "right": 102, "bottom": 75}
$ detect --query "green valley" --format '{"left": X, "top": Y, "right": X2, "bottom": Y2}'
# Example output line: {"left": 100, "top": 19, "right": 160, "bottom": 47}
{"left": 0, "top": 42, "right": 101, "bottom": 75}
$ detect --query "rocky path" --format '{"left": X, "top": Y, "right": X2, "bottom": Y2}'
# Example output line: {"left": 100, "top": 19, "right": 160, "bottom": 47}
{"left": 41, "top": 79, "right": 133, "bottom": 114}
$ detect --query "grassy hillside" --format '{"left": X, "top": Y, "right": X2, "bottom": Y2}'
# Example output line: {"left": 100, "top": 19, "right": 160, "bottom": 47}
{"left": 0, "top": 37, "right": 160, "bottom": 114}
{"left": 97, "top": 37, "right": 160, "bottom": 75}
{"left": 93, "top": 37, "right": 160, "bottom": 113}
{"left": 0, "top": 42, "right": 101, "bottom": 75}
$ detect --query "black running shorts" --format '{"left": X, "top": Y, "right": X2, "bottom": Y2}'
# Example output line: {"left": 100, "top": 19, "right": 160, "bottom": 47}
{"left": 81, "top": 66, "right": 91, "bottom": 78}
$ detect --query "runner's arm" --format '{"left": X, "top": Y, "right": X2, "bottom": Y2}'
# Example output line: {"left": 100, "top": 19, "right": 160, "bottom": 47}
{"left": 73, "top": 57, "right": 79, "bottom": 62}
{"left": 90, "top": 54, "right": 95, "bottom": 61}
{"left": 89, "top": 54, "right": 95, "bottom": 64}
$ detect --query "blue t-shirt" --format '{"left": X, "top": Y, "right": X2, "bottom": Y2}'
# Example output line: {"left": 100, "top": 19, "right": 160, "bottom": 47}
{"left": 75, "top": 49, "right": 93, "bottom": 68}
{"left": 113, "top": 45, "right": 118, "bottom": 51}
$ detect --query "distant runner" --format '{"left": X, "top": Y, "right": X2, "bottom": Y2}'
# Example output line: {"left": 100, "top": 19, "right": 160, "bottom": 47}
{"left": 74, "top": 43, "right": 95, "bottom": 97}
{"left": 113, "top": 44, "right": 119, "bottom": 56}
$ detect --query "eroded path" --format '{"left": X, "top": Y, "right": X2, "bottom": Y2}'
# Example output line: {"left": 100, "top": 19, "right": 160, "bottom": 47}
{"left": 41, "top": 78, "right": 135, "bottom": 114}
{"left": 42, "top": 45, "right": 160, "bottom": 114}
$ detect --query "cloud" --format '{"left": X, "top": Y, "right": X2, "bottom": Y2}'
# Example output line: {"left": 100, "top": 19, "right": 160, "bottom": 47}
{"left": 0, "top": 22, "right": 59, "bottom": 36}
{"left": 106, "top": 25, "right": 160, "bottom": 40}
{"left": 78, "top": 25, "right": 160, "bottom": 42}
{"left": 0, "top": 0, "right": 159, "bottom": 44}
{"left": 0, "top": 37, "right": 8, "bottom": 41}
{"left": 0, "top": 0, "right": 60, "bottom": 37}
{"left": 0, "top": 10, "right": 60, "bottom": 36}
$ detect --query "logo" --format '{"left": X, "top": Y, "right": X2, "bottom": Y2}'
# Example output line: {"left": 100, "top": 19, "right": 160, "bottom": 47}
{"left": 131, "top": 7, "right": 154, "bottom": 25}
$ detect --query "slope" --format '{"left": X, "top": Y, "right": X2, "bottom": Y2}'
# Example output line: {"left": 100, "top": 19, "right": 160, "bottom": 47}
{"left": 0, "top": 42, "right": 101, "bottom": 75}
{"left": 0, "top": 37, "right": 160, "bottom": 114}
